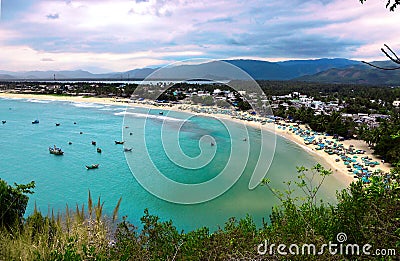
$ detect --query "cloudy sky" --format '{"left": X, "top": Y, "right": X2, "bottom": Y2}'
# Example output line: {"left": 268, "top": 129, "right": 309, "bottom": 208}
{"left": 0, "top": 0, "right": 399, "bottom": 72}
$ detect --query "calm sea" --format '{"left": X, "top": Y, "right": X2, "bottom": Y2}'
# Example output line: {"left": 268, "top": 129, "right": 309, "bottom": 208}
{"left": 0, "top": 98, "right": 346, "bottom": 231}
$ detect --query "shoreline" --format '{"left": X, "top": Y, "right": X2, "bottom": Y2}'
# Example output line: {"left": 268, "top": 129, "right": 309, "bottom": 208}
{"left": 0, "top": 92, "right": 391, "bottom": 186}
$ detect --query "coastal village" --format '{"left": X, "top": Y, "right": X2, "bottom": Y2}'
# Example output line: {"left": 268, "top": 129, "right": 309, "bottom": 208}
{"left": 1, "top": 81, "right": 399, "bottom": 128}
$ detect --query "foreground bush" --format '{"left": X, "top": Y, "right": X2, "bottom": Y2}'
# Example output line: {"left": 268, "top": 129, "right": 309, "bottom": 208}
{"left": 0, "top": 165, "right": 399, "bottom": 260}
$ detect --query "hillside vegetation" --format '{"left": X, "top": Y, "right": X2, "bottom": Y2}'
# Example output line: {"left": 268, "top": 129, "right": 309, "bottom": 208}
{"left": 1, "top": 164, "right": 399, "bottom": 260}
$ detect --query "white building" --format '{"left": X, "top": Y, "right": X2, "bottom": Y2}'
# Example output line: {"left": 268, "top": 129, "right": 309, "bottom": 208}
{"left": 393, "top": 100, "right": 400, "bottom": 107}
{"left": 213, "top": 89, "right": 222, "bottom": 95}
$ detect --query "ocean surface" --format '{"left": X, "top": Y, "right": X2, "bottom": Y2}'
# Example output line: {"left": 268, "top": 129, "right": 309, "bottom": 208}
{"left": 0, "top": 97, "right": 346, "bottom": 231}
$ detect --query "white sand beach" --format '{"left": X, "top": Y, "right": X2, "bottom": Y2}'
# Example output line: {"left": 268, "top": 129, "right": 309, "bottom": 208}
{"left": 0, "top": 92, "right": 391, "bottom": 186}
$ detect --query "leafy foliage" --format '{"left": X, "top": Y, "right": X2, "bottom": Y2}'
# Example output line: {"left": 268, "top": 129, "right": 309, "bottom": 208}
{"left": 358, "top": 110, "right": 400, "bottom": 164}
{"left": 360, "top": 0, "right": 400, "bottom": 11}
{"left": 1, "top": 167, "right": 399, "bottom": 260}
{"left": 0, "top": 179, "right": 35, "bottom": 230}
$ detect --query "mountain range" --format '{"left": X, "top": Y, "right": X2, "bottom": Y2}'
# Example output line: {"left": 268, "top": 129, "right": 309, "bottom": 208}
{"left": 1, "top": 58, "right": 400, "bottom": 85}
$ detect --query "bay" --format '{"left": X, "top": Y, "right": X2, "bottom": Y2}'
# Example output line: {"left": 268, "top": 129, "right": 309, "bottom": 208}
{"left": 0, "top": 97, "right": 346, "bottom": 231}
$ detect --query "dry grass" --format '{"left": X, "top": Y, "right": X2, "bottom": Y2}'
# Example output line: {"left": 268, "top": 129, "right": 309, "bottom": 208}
{"left": 0, "top": 190, "right": 122, "bottom": 260}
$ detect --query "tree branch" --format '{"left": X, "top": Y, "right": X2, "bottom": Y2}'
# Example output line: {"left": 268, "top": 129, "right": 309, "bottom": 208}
{"left": 384, "top": 44, "right": 400, "bottom": 62}
{"left": 361, "top": 61, "right": 400, "bottom": 70}
{"left": 362, "top": 44, "right": 400, "bottom": 70}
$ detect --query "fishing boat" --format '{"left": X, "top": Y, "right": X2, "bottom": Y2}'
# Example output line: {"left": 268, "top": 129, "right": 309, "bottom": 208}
{"left": 32, "top": 119, "right": 39, "bottom": 124}
{"left": 159, "top": 112, "right": 164, "bottom": 115}
{"left": 2, "top": 120, "right": 6, "bottom": 124}
{"left": 55, "top": 123, "right": 60, "bottom": 126}
{"left": 49, "top": 145, "right": 64, "bottom": 155}
{"left": 97, "top": 148, "right": 102, "bottom": 153}
{"left": 115, "top": 141, "right": 125, "bottom": 144}
{"left": 86, "top": 164, "right": 99, "bottom": 170}
{"left": 124, "top": 148, "right": 132, "bottom": 152}
{"left": 92, "top": 141, "right": 97, "bottom": 145}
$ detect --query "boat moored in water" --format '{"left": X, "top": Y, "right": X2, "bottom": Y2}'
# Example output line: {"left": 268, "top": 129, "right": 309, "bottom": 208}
{"left": 97, "top": 148, "right": 102, "bottom": 153}
{"left": 86, "top": 164, "right": 99, "bottom": 169}
{"left": 124, "top": 147, "right": 132, "bottom": 152}
{"left": 115, "top": 141, "right": 124, "bottom": 144}
{"left": 32, "top": 120, "right": 39, "bottom": 124}
{"left": 49, "top": 145, "right": 64, "bottom": 155}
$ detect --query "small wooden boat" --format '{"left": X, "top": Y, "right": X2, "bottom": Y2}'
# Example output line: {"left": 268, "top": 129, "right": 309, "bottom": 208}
{"left": 124, "top": 148, "right": 132, "bottom": 152}
{"left": 68, "top": 142, "right": 72, "bottom": 145}
{"left": 2, "top": 120, "right": 6, "bottom": 124}
{"left": 32, "top": 119, "right": 39, "bottom": 124}
{"left": 80, "top": 132, "right": 83, "bottom": 134}
{"left": 86, "top": 164, "right": 99, "bottom": 170}
{"left": 115, "top": 141, "right": 125, "bottom": 144}
{"left": 97, "top": 148, "right": 102, "bottom": 153}
{"left": 159, "top": 112, "right": 164, "bottom": 115}
{"left": 55, "top": 123, "right": 60, "bottom": 126}
{"left": 91, "top": 141, "right": 97, "bottom": 145}
{"left": 211, "top": 142, "right": 215, "bottom": 146}
{"left": 49, "top": 146, "right": 64, "bottom": 155}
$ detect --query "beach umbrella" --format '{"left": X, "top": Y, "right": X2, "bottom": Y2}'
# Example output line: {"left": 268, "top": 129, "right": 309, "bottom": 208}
{"left": 362, "top": 176, "right": 370, "bottom": 183}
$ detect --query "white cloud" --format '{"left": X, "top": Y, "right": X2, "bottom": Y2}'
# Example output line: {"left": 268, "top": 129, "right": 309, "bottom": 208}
{"left": 0, "top": 0, "right": 399, "bottom": 71}
{"left": 0, "top": 43, "right": 204, "bottom": 72}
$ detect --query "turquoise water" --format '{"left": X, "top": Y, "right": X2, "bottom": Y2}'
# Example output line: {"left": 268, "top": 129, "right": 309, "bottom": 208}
{"left": 0, "top": 98, "right": 346, "bottom": 231}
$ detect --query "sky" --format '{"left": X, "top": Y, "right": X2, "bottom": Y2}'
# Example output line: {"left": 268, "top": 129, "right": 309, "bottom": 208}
{"left": 0, "top": 0, "right": 399, "bottom": 73}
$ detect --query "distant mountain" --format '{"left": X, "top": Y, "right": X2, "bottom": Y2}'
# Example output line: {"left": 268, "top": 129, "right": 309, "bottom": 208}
{"left": 0, "top": 70, "right": 110, "bottom": 80}
{"left": 124, "top": 68, "right": 158, "bottom": 79}
{"left": 119, "top": 58, "right": 360, "bottom": 81}
{"left": 296, "top": 61, "right": 400, "bottom": 85}
{"left": 0, "top": 74, "right": 16, "bottom": 79}
{"left": 0, "top": 58, "right": 363, "bottom": 81}
{"left": 277, "top": 58, "right": 361, "bottom": 77}
{"left": 225, "top": 58, "right": 360, "bottom": 80}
